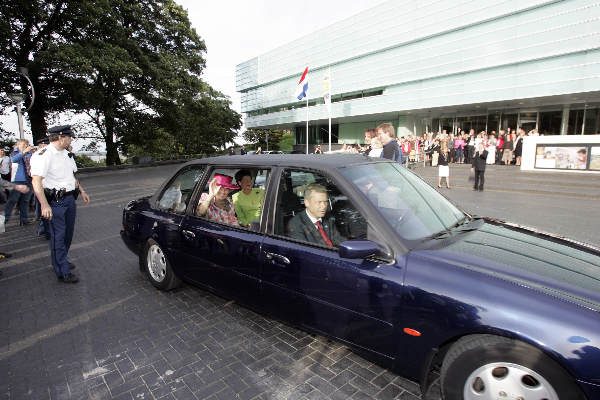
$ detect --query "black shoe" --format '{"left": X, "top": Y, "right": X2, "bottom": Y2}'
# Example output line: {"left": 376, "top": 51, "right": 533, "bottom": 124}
{"left": 473, "top": 188, "right": 478, "bottom": 191}
{"left": 68, "top": 262, "right": 76, "bottom": 270}
{"left": 61, "top": 273, "right": 79, "bottom": 284}
{"left": 479, "top": 188, "right": 484, "bottom": 192}
{"left": 19, "top": 220, "right": 32, "bottom": 226}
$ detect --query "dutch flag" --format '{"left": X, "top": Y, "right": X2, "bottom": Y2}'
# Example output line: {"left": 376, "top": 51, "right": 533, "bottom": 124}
{"left": 295, "top": 67, "right": 309, "bottom": 100}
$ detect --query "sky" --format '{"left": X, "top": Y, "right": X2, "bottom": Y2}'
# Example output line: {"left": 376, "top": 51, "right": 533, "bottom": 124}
{"left": 2, "top": 0, "right": 386, "bottom": 147}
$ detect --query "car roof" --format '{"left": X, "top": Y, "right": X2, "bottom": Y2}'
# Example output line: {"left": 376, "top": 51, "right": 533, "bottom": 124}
{"left": 186, "top": 154, "right": 387, "bottom": 169}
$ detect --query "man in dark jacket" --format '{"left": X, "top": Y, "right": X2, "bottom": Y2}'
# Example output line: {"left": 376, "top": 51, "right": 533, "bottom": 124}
{"left": 287, "top": 183, "right": 344, "bottom": 247}
{"left": 377, "top": 122, "right": 402, "bottom": 163}
{"left": 471, "top": 144, "right": 488, "bottom": 191}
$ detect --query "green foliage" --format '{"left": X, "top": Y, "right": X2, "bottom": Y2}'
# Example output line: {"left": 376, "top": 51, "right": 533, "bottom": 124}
{"left": 278, "top": 132, "right": 294, "bottom": 151}
{"left": 74, "top": 154, "right": 105, "bottom": 168}
{"left": 0, "top": 128, "right": 15, "bottom": 150}
{"left": 0, "top": 0, "right": 241, "bottom": 165}
{"left": 243, "top": 129, "right": 290, "bottom": 150}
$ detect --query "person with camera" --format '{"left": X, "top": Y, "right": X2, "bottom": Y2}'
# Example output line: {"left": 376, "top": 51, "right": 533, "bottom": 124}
{"left": 3, "top": 139, "right": 35, "bottom": 225}
{"left": 30, "top": 125, "right": 90, "bottom": 284}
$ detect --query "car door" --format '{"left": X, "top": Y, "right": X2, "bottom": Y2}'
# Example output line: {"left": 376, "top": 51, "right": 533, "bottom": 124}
{"left": 260, "top": 168, "right": 404, "bottom": 358}
{"left": 177, "top": 167, "right": 270, "bottom": 306}
{"left": 152, "top": 164, "right": 206, "bottom": 274}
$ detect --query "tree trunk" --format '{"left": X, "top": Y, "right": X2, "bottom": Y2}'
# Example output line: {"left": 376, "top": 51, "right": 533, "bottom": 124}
{"left": 20, "top": 73, "right": 47, "bottom": 144}
{"left": 104, "top": 111, "right": 121, "bottom": 166}
{"left": 105, "top": 134, "right": 120, "bottom": 166}
{"left": 28, "top": 100, "right": 47, "bottom": 144}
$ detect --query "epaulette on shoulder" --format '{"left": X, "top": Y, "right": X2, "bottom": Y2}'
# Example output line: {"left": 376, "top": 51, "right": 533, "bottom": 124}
{"left": 37, "top": 148, "right": 47, "bottom": 155}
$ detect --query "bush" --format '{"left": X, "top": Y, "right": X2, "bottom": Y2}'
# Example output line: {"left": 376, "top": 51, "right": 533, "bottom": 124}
{"left": 74, "top": 154, "right": 105, "bottom": 168}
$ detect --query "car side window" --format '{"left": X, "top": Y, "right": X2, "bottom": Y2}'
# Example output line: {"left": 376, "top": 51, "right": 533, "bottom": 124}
{"left": 157, "top": 166, "right": 204, "bottom": 214}
{"left": 194, "top": 168, "right": 269, "bottom": 229}
{"left": 274, "top": 169, "right": 368, "bottom": 247}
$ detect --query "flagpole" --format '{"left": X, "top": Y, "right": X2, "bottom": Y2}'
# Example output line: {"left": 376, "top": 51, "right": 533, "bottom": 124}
{"left": 328, "top": 66, "right": 332, "bottom": 153}
{"left": 306, "top": 97, "right": 309, "bottom": 154}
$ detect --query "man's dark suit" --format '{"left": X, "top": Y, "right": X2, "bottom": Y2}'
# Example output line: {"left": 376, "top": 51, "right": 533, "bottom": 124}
{"left": 471, "top": 149, "right": 488, "bottom": 190}
{"left": 287, "top": 210, "right": 345, "bottom": 246}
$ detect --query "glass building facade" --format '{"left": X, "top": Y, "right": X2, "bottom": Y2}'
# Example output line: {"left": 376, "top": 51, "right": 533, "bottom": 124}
{"left": 236, "top": 0, "right": 600, "bottom": 148}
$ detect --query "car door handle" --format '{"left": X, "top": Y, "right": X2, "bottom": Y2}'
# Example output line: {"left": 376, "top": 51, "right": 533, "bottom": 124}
{"left": 182, "top": 230, "right": 195, "bottom": 239}
{"left": 265, "top": 252, "right": 290, "bottom": 265}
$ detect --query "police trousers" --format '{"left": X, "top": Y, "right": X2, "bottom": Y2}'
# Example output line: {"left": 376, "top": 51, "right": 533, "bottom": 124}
{"left": 48, "top": 194, "right": 77, "bottom": 277}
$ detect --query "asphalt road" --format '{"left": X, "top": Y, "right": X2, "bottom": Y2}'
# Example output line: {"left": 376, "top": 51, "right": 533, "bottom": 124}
{"left": 1, "top": 162, "right": 598, "bottom": 400}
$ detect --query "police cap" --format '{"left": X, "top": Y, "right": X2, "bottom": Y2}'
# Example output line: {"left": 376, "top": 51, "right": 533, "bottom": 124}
{"left": 36, "top": 137, "right": 50, "bottom": 146}
{"left": 47, "top": 125, "right": 74, "bottom": 137}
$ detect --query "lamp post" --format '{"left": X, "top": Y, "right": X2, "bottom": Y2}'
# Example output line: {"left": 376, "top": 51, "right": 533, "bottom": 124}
{"left": 8, "top": 67, "right": 35, "bottom": 140}
{"left": 8, "top": 93, "right": 25, "bottom": 140}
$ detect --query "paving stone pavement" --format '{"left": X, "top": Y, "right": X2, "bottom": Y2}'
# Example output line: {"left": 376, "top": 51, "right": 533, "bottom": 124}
{"left": 1, "top": 166, "right": 440, "bottom": 400}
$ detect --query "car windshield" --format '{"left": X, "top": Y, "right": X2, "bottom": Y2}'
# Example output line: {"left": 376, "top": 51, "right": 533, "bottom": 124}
{"left": 340, "top": 162, "right": 465, "bottom": 241}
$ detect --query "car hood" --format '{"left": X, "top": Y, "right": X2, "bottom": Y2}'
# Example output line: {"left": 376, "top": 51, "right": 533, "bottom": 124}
{"left": 416, "top": 219, "right": 600, "bottom": 312}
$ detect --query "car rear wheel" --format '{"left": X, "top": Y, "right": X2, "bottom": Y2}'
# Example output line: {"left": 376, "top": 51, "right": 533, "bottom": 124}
{"left": 440, "top": 335, "right": 585, "bottom": 400}
{"left": 142, "top": 239, "right": 180, "bottom": 290}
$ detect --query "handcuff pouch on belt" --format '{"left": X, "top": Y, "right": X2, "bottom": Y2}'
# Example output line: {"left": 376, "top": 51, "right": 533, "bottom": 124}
{"left": 44, "top": 187, "right": 80, "bottom": 202}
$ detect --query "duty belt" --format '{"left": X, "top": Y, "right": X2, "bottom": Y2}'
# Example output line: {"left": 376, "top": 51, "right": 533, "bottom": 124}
{"left": 44, "top": 188, "right": 80, "bottom": 202}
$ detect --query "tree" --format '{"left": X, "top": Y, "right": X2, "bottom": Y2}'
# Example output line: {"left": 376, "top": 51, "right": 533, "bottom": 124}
{"left": 243, "top": 128, "right": 289, "bottom": 150}
{"left": 0, "top": 1, "right": 80, "bottom": 141}
{"left": 1, "top": 0, "right": 241, "bottom": 165}
{"left": 278, "top": 132, "right": 294, "bottom": 152}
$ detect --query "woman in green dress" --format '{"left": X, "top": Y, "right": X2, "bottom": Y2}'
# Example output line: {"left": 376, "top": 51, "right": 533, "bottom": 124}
{"left": 232, "top": 169, "right": 265, "bottom": 228}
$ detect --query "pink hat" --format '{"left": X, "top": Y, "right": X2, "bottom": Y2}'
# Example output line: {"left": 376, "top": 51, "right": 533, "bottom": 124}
{"left": 213, "top": 174, "right": 239, "bottom": 190}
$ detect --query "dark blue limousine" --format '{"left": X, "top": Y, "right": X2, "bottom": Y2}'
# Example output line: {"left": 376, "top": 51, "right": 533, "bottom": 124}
{"left": 121, "top": 154, "right": 600, "bottom": 399}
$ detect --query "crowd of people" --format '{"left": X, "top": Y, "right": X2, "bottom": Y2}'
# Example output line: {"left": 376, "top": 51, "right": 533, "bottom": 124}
{"left": 417, "top": 127, "right": 530, "bottom": 168}
{"left": 339, "top": 126, "right": 532, "bottom": 168}
{"left": 332, "top": 125, "right": 536, "bottom": 190}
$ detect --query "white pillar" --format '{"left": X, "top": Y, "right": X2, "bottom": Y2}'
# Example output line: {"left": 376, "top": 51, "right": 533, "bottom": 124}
{"left": 560, "top": 106, "right": 570, "bottom": 135}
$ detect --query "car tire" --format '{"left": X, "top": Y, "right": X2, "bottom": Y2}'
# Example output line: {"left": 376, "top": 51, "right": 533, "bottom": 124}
{"left": 142, "top": 239, "right": 181, "bottom": 290}
{"left": 440, "top": 334, "right": 585, "bottom": 400}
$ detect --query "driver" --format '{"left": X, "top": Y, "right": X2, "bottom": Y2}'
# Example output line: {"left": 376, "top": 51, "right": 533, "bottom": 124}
{"left": 286, "top": 184, "right": 344, "bottom": 247}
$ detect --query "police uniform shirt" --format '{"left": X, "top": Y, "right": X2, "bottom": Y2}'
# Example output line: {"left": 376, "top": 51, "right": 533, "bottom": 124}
{"left": 30, "top": 143, "right": 77, "bottom": 191}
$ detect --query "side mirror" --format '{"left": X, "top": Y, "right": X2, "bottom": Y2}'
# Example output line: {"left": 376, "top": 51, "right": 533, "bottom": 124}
{"left": 338, "top": 240, "right": 381, "bottom": 259}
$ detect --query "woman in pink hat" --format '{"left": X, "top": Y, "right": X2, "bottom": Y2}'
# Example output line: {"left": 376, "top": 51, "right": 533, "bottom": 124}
{"left": 196, "top": 174, "right": 239, "bottom": 225}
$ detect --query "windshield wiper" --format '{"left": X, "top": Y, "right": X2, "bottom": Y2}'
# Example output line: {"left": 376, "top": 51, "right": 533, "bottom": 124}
{"left": 450, "top": 215, "right": 484, "bottom": 231}
{"left": 422, "top": 216, "right": 480, "bottom": 243}
{"left": 422, "top": 229, "right": 451, "bottom": 242}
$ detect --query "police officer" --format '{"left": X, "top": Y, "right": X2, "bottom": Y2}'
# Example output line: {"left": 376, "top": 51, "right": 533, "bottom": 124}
{"left": 30, "top": 125, "right": 90, "bottom": 283}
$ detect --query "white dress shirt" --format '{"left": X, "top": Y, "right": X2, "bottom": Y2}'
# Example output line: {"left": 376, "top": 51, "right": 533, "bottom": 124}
{"left": 30, "top": 143, "right": 77, "bottom": 191}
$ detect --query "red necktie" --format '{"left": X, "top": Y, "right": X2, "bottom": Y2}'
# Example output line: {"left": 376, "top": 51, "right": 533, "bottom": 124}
{"left": 315, "top": 221, "right": 333, "bottom": 247}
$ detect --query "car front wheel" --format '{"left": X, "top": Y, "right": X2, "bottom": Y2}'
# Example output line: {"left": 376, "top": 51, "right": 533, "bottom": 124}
{"left": 142, "top": 239, "right": 181, "bottom": 290}
{"left": 440, "top": 334, "right": 585, "bottom": 400}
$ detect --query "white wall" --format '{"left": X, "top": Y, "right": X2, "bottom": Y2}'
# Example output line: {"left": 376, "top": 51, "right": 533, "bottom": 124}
{"left": 237, "top": 0, "right": 600, "bottom": 129}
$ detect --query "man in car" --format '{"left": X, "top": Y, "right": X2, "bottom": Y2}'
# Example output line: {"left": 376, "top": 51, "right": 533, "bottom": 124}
{"left": 287, "top": 183, "right": 344, "bottom": 247}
